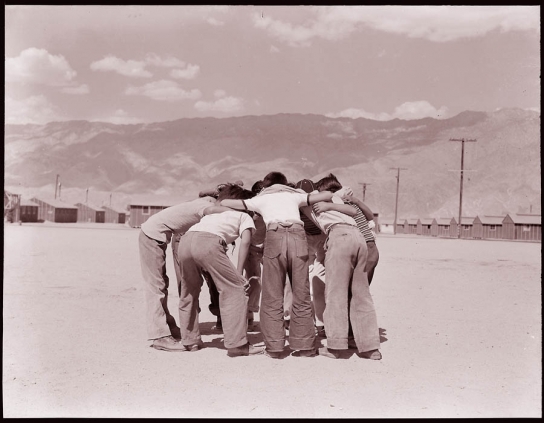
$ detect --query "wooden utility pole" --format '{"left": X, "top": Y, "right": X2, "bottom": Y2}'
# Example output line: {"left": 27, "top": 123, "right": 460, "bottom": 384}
{"left": 86, "top": 188, "right": 89, "bottom": 204}
{"left": 390, "top": 167, "right": 407, "bottom": 235}
{"left": 449, "top": 138, "right": 477, "bottom": 238}
{"left": 54, "top": 174, "right": 60, "bottom": 199}
{"left": 358, "top": 182, "right": 371, "bottom": 202}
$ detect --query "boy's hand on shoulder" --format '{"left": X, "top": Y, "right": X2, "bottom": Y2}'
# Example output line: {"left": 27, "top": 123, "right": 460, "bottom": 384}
{"left": 313, "top": 201, "right": 330, "bottom": 214}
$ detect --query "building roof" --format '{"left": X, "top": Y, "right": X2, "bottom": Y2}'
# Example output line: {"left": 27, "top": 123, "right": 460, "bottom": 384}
{"left": 31, "top": 197, "right": 78, "bottom": 209}
{"left": 103, "top": 205, "right": 127, "bottom": 214}
{"left": 507, "top": 214, "right": 542, "bottom": 224}
{"left": 19, "top": 198, "right": 39, "bottom": 207}
{"left": 418, "top": 218, "right": 434, "bottom": 224}
{"left": 406, "top": 218, "right": 419, "bottom": 225}
{"left": 128, "top": 194, "right": 195, "bottom": 207}
{"left": 379, "top": 218, "right": 405, "bottom": 225}
{"left": 476, "top": 215, "right": 505, "bottom": 225}
{"left": 75, "top": 202, "right": 105, "bottom": 211}
{"left": 435, "top": 217, "right": 455, "bottom": 225}
{"left": 459, "top": 217, "right": 476, "bottom": 225}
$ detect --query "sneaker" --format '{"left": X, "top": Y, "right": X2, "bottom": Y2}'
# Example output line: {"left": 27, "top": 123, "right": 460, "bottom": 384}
{"left": 184, "top": 341, "right": 203, "bottom": 352}
{"left": 358, "top": 349, "right": 382, "bottom": 360}
{"left": 227, "top": 343, "right": 265, "bottom": 357}
{"left": 152, "top": 335, "right": 187, "bottom": 352}
{"left": 317, "top": 346, "right": 340, "bottom": 359}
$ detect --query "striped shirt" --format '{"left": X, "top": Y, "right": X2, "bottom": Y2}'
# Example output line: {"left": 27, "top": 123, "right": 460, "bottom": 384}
{"left": 345, "top": 201, "right": 375, "bottom": 242}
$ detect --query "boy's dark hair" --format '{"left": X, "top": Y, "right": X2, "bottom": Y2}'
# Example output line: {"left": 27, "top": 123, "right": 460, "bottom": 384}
{"left": 316, "top": 173, "right": 342, "bottom": 193}
{"left": 251, "top": 180, "right": 264, "bottom": 194}
{"left": 286, "top": 182, "right": 295, "bottom": 188}
{"left": 262, "top": 171, "right": 288, "bottom": 188}
{"left": 216, "top": 183, "right": 256, "bottom": 202}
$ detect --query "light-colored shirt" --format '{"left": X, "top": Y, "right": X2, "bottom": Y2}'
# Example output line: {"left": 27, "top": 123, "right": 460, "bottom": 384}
{"left": 140, "top": 197, "right": 215, "bottom": 243}
{"left": 311, "top": 194, "right": 357, "bottom": 234}
{"left": 188, "top": 210, "right": 255, "bottom": 245}
{"left": 243, "top": 192, "right": 310, "bottom": 226}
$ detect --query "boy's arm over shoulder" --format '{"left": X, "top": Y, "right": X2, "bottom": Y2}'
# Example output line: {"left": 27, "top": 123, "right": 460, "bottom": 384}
{"left": 220, "top": 199, "right": 247, "bottom": 210}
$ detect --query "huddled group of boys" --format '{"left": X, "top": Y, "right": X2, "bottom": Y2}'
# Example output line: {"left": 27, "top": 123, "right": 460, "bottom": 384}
{"left": 138, "top": 171, "right": 382, "bottom": 360}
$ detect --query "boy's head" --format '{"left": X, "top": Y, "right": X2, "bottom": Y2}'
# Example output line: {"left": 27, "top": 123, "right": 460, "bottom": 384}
{"left": 216, "top": 183, "right": 256, "bottom": 202}
{"left": 295, "top": 179, "right": 316, "bottom": 194}
{"left": 262, "top": 171, "right": 288, "bottom": 188}
{"left": 316, "top": 173, "right": 342, "bottom": 193}
{"left": 251, "top": 180, "right": 264, "bottom": 194}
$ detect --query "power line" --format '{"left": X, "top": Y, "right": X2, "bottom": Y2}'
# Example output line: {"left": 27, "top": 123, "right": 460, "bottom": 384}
{"left": 449, "top": 137, "right": 477, "bottom": 238}
{"left": 390, "top": 167, "right": 407, "bottom": 235}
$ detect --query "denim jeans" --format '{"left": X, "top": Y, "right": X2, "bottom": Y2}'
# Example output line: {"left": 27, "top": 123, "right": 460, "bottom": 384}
{"left": 365, "top": 241, "right": 380, "bottom": 285}
{"left": 177, "top": 232, "right": 249, "bottom": 350}
{"left": 323, "top": 225, "right": 380, "bottom": 352}
{"left": 245, "top": 244, "right": 263, "bottom": 316}
{"left": 139, "top": 230, "right": 179, "bottom": 340}
{"left": 261, "top": 223, "right": 315, "bottom": 352}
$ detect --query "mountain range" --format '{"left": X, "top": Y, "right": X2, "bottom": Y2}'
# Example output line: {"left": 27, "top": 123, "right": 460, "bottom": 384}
{"left": 4, "top": 108, "right": 541, "bottom": 218}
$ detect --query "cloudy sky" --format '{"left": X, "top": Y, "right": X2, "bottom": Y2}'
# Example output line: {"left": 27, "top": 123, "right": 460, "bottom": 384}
{"left": 5, "top": 5, "right": 540, "bottom": 125}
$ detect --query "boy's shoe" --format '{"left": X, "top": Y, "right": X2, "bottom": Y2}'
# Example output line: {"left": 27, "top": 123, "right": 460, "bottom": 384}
{"left": 317, "top": 347, "right": 340, "bottom": 359}
{"left": 315, "top": 325, "right": 326, "bottom": 338}
{"left": 292, "top": 348, "right": 317, "bottom": 358}
{"left": 227, "top": 343, "right": 264, "bottom": 357}
{"left": 264, "top": 350, "right": 283, "bottom": 359}
{"left": 212, "top": 316, "right": 223, "bottom": 332}
{"left": 152, "top": 335, "right": 187, "bottom": 352}
{"left": 184, "top": 341, "right": 204, "bottom": 352}
{"left": 358, "top": 349, "right": 382, "bottom": 360}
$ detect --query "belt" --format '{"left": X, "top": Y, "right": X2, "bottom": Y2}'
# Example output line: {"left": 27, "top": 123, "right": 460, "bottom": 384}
{"left": 267, "top": 222, "right": 304, "bottom": 231}
{"left": 367, "top": 240, "right": 376, "bottom": 244}
{"left": 327, "top": 222, "right": 357, "bottom": 234}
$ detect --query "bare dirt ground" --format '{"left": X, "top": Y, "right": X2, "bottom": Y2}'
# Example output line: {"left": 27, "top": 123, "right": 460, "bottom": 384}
{"left": 3, "top": 222, "right": 541, "bottom": 418}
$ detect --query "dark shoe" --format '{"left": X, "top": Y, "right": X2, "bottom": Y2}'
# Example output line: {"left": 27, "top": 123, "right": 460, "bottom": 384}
{"left": 152, "top": 335, "right": 187, "bottom": 352}
{"left": 184, "top": 341, "right": 203, "bottom": 352}
{"left": 247, "top": 318, "right": 256, "bottom": 331}
{"left": 316, "top": 325, "right": 326, "bottom": 338}
{"left": 358, "top": 349, "right": 382, "bottom": 360}
{"left": 212, "top": 316, "right": 223, "bottom": 332}
{"left": 227, "top": 343, "right": 265, "bottom": 357}
{"left": 318, "top": 347, "right": 340, "bottom": 359}
{"left": 292, "top": 348, "right": 317, "bottom": 358}
{"left": 264, "top": 350, "right": 283, "bottom": 359}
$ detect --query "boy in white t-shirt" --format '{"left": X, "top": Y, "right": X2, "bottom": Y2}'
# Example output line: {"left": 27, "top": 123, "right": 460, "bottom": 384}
{"left": 221, "top": 171, "right": 338, "bottom": 358}
{"left": 177, "top": 184, "right": 264, "bottom": 357}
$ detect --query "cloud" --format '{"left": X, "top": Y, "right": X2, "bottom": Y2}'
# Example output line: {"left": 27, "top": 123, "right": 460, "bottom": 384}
{"left": 94, "top": 109, "right": 143, "bottom": 125}
{"left": 206, "top": 17, "right": 225, "bottom": 26}
{"left": 169, "top": 64, "right": 200, "bottom": 80}
{"left": 5, "top": 47, "right": 77, "bottom": 86}
{"left": 194, "top": 96, "right": 244, "bottom": 113}
{"left": 90, "top": 55, "right": 152, "bottom": 78}
{"left": 252, "top": 6, "right": 540, "bottom": 46}
{"left": 270, "top": 45, "right": 281, "bottom": 53}
{"left": 125, "top": 79, "right": 202, "bottom": 101}
{"left": 327, "top": 101, "right": 448, "bottom": 121}
{"left": 61, "top": 84, "right": 90, "bottom": 95}
{"left": 144, "top": 54, "right": 186, "bottom": 68}
{"left": 5, "top": 95, "right": 64, "bottom": 124}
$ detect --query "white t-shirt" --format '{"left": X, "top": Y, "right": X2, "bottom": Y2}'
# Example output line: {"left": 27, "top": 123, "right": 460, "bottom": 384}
{"left": 243, "top": 192, "right": 310, "bottom": 226}
{"left": 311, "top": 194, "right": 357, "bottom": 234}
{"left": 187, "top": 210, "right": 255, "bottom": 244}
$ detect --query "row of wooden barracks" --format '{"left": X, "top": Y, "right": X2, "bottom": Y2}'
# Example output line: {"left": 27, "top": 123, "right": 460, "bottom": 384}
{"left": 4, "top": 191, "right": 541, "bottom": 242}
{"left": 379, "top": 214, "right": 541, "bottom": 242}
{"left": 4, "top": 191, "right": 126, "bottom": 224}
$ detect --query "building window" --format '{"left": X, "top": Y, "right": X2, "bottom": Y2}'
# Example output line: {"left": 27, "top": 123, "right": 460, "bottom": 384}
{"left": 444, "top": 225, "right": 449, "bottom": 230}
{"left": 489, "top": 225, "right": 496, "bottom": 231}
{"left": 463, "top": 225, "right": 470, "bottom": 230}
{"left": 142, "top": 206, "right": 150, "bottom": 215}
{"left": 522, "top": 225, "right": 531, "bottom": 232}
